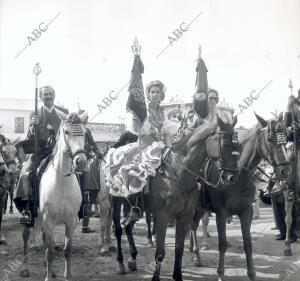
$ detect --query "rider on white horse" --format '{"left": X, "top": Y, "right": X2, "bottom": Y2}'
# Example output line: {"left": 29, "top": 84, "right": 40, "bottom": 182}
{"left": 14, "top": 86, "right": 69, "bottom": 225}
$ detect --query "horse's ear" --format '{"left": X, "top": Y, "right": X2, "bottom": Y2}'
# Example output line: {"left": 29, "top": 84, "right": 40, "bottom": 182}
{"left": 217, "top": 114, "right": 225, "bottom": 130}
{"left": 232, "top": 115, "right": 238, "bottom": 128}
{"left": 254, "top": 112, "right": 267, "bottom": 128}
{"left": 78, "top": 110, "right": 88, "bottom": 123}
{"left": 278, "top": 112, "right": 283, "bottom": 122}
{"left": 56, "top": 109, "right": 68, "bottom": 121}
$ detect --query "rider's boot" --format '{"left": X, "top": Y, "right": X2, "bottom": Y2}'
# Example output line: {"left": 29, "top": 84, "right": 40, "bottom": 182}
{"left": 83, "top": 192, "right": 95, "bottom": 218}
{"left": 82, "top": 217, "right": 95, "bottom": 233}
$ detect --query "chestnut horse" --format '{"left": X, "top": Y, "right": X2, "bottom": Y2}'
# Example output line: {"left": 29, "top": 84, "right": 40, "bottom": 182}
{"left": 189, "top": 113, "right": 292, "bottom": 281}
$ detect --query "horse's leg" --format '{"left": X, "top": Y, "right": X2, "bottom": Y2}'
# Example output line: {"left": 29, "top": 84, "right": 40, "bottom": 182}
{"left": 283, "top": 192, "right": 293, "bottom": 256}
{"left": 215, "top": 211, "right": 228, "bottom": 281}
{"left": 64, "top": 222, "right": 75, "bottom": 281}
{"left": 3, "top": 192, "right": 8, "bottom": 214}
{"left": 173, "top": 214, "right": 194, "bottom": 281}
{"left": 201, "top": 211, "right": 210, "bottom": 250}
{"left": 105, "top": 202, "right": 115, "bottom": 252}
{"left": 9, "top": 186, "right": 14, "bottom": 213}
{"left": 43, "top": 224, "right": 55, "bottom": 281}
{"left": 152, "top": 211, "right": 168, "bottom": 281}
{"left": 190, "top": 208, "right": 203, "bottom": 267}
{"left": 152, "top": 214, "right": 157, "bottom": 242}
{"left": 20, "top": 226, "right": 30, "bottom": 277}
{"left": 112, "top": 197, "right": 126, "bottom": 275}
{"left": 0, "top": 196, "right": 7, "bottom": 245}
{"left": 239, "top": 208, "right": 256, "bottom": 281}
{"left": 98, "top": 191, "right": 111, "bottom": 256}
{"left": 125, "top": 221, "right": 138, "bottom": 271}
{"left": 146, "top": 208, "right": 154, "bottom": 247}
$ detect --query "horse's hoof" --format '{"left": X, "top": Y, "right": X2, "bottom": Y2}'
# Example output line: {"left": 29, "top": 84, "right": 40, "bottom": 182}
{"left": 247, "top": 271, "right": 256, "bottom": 281}
{"left": 117, "top": 264, "right": 126, "bottom": 275}
{"left": 20, "top": 268, "right": 30, "bottom": 277}
{"left": 108, "top": 245, "right": 116, "bottom": 252}
{"left": 52, "top": 270, "right": 56, "bottom": 278}
{"left": 193, "top": 258, "right": 203, "bottom": 267}
{"left": 54, "top": 245, "right": 61, "bottom": 252}
{"left": 148, "top": 240, "right": 155, "bottom": 248}
{"left": 0, "top": 236, "right": 7, "bottom": 245}
{"left": 128, "top": 258, "right": 137, "bottom": 271}
{"left": 100, "top": 246, "right": 111, "bottom": 257}
{"left": 284, "top": 249, "right": 293, "bottom": 256}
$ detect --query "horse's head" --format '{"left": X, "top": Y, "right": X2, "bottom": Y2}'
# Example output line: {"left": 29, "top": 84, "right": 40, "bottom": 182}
{"left": 0, "top": 142, "right": 17, "bottom": 174}
{"left": 205, "top": 115, "right": 239, "bottom": 186}
{"left": 255, "top": 112, "right": 292, "bottom": 181}
{"left": 57, "top": 111, "right": 88, "bottom": 173}
{"left": 0, "top": 154, "right": 8, "bottom": 179}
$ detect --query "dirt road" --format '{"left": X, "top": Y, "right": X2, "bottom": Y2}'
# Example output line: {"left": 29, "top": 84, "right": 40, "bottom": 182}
{"left": 0, "top": 207, "right": 299, "bottom": 281}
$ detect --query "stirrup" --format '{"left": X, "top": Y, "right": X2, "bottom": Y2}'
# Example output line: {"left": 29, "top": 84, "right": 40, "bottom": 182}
{"left": 121, "top": 207, "right": 141, "bottom": 227}
{"left": 83, "top": 204, "right": 95, "bottom": 218}
{"left": 18, "top": 210, "right": 32, "bottom": 225}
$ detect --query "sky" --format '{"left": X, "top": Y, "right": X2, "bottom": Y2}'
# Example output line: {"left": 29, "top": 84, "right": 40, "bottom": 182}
{"left": 0, "top": 0, "right": 300, "bottom": 127}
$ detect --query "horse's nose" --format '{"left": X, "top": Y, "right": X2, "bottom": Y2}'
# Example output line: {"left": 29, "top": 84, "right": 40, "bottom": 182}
{"left": 74, "top": 154, "right": 87, "bottom": 171}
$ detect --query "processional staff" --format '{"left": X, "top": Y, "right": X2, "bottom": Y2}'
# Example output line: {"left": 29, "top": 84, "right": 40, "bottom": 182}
{"left": 32, "top": 63, "right": 41, "bottom": 215}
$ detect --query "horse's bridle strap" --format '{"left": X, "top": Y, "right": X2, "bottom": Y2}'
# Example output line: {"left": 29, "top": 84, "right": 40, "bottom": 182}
{"left": 169, "top": 150, "right": 222, "bottom": 190}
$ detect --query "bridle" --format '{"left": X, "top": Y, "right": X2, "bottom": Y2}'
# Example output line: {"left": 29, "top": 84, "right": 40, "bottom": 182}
{"left": 257, "top": 126, "right": 290, "bottom": 168}
{"left": 164, "top": 128, "right": 238, "bottom": 190}
{"left": 61, "top": 120, "right": 86, "bottom": 176}
{"left": 62, "top": 120, "right": 86, "bottom": 160}
{"left": 216, "top": 129, "right": 239, "bottom": 174}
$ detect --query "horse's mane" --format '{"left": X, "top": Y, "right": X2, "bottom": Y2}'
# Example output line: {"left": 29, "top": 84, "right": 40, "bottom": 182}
{"left": 238, "top": 125, "right": 260, "bottom": 145}
{"left": 173, "top": 123, "right": 215, "bottom": 153}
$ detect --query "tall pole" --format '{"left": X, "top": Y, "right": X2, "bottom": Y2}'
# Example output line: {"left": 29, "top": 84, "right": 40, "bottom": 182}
{"left": 288, "top": 79, "right": 298, "bottom": 200}
{"left": 33, "top": 63, "right": 41, "bottom": 216}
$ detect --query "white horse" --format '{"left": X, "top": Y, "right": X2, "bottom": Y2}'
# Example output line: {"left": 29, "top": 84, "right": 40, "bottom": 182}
{"left": 20, "top": 112, "right": 88, "bottom": 281}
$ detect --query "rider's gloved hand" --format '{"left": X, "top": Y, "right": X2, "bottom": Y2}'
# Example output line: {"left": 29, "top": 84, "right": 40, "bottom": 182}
{"left": 31, "top": 115, "right": 39, "bottom": 125}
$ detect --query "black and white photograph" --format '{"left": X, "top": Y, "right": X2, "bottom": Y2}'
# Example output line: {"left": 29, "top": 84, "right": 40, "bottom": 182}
{"left": 0, "top": 0, "right": 300, "bottom": 280}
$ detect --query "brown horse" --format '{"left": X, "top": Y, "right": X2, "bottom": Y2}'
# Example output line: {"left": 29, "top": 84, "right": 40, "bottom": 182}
{"left": 148, "top": 115, "right": 239, "bottom": 281}
{"left": 99, "top": 116, "right": 239, "bottom": 280}
{"left": 189, "top": 113, "right": 292, "bottom": 281}
{"left": 1, "top": 141, "right": 19, "bottom": 214}
{"left": 0, "top": 154, "right": 9, "bottom": 245}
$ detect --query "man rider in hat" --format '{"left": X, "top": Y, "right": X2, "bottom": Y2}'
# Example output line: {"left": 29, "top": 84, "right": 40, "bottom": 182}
{"left": 14, "top": 86, "right": 69, "bottom": 225}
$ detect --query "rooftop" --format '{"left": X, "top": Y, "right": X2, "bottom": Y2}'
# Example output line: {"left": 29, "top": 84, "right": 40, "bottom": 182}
{"left": 0, "top": 98, "right": 41, "bottom": 111}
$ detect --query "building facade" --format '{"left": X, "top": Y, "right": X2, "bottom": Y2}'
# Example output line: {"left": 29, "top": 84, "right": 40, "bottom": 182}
{"left": 0, "top": 98, "right": 39, "bottom": 141}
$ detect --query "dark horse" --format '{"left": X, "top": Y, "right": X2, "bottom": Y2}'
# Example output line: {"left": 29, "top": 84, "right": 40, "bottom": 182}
{"left": 0, "top": 141, "right": 19, "bottom": 214}
{"left": 189, "top": 113, "right": 292, "bottom": 281}
{"left": 100, "top": 115, "right": 239, "bottom": 280}
{"left": 0, "top": 154, "right": 9, "bottom": 244}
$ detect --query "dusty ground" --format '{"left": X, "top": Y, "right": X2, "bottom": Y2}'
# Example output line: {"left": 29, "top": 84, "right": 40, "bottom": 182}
{"left": 0, "top": 206, "right": 300, "bottom": 281}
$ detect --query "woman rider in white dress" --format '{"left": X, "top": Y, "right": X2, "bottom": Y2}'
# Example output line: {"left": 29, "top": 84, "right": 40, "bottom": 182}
{"left": 104, "top": 80, "right": 179, "bottom": 198}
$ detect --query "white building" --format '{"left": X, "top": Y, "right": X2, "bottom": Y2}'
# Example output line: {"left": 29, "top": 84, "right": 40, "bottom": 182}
{"left": 0, "top": 98, "right": 39, "bottom": 141}
{"left": 0, "top": 98, "right": 125, "bottom": 150}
